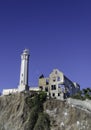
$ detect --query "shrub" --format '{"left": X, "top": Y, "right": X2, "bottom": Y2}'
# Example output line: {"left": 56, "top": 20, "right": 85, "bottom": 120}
{"left": 25, "top": 92, "right": 50, "bottom": 130}
{"left": 71, "top": 87, "right": 91, "bottom": 100}
{"left": 38, "top": 91, "right": 47, "bottom": 103}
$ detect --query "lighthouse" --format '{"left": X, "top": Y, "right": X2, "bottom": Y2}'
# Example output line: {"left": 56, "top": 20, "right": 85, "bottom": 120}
{"left": 18, "top": 49, "right": 30, "bottom": 92}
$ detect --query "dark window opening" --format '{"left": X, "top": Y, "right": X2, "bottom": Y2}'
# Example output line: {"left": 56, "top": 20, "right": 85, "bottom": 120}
{"left": 21, "top": 80, "right": 23, "bottom": 84}
{"left": 51, "top": 85, "right": 56, "bottom": 90}
{"left": 46, "top": 82, "right": 49, "bottom": 85}
{"left": 45, "top": 87, "right": 48, "bottom": 92}
{"left": 57, "top": 77, "right": 60, "bottom": 81}
{"left": 51, "top": 86, "right": 53, "bottom": 90}
{"left": 54, "top": 85, "right": 56, "bottom": 90}
{"left": 51, "top": 85, "right": 53, "bottom": 90}
{"left": 55, "top": 71, "right": 57, "bottom": 74}
{"left": 53, "top": 79, "right": 56, "bottom": 82}
{"left": 52, "top": 93, "right": 55, "bottom": 97}
{"left": 58, "top": 93, "right": 60, "bottom": 96}
{"left": 49, "top": 93, "right": 51, "bottom": 97}
{"left": 46, "top": 79, "right": 49, "bottom": 85}
{"left": 39, "top": 86, "right": 43, "bottom": 90}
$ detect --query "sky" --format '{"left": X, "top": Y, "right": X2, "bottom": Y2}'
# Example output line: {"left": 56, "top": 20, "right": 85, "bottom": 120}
{"left": 0, "top": 0, "right": 91, "bottom": 92}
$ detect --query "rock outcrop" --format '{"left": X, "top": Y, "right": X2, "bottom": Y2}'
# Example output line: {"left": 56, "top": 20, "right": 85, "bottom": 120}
{"left": 44, "top": 99, "right": 91, "bottom": 130}
{"left": 0, "top": 92, "right": 91, "bottom": 130}
{"left": 0, "top": 92, "right": 50, "bottom": 130}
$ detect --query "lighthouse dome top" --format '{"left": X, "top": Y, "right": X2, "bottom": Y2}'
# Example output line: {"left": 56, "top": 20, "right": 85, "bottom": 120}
{"left": 23, "top": 49, "right": 29, "bottom": 55}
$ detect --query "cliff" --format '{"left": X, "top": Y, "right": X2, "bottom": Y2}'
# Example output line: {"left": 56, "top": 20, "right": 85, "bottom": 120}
{"left": 44, "top": 99, "right": 91, "bottom": 130}
{"left": 0, "top": 92, "right": 50, "bottom": 130}
{"left": 0, "top": 92, "right": 91, "bottom": 130}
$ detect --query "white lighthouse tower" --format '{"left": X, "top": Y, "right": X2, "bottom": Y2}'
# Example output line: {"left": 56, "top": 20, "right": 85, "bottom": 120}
{"left": 18, "top": 49, "right": 30, "bottom": 92}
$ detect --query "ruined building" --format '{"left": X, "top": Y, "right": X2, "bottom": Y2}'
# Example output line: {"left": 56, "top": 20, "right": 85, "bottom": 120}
{"left": 2, "top": 49, "right": 80, "bottom": 100}
{"left": 39, "top": 69, "right": 80, "bottom": 100}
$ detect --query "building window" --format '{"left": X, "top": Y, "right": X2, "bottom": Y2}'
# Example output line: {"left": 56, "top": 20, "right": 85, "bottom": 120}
{"left": 45, "top": 87, "right": 48, "bottom": 92}
{"left": 39, "top": 86, "right": 43, "bottom": 90}
{"left": 53, "top": 79, "right": 56, "bottom": 82}
{"left": 52, "top": 93, "right": 55, "bottom": 97}
{"left": 51, "top": 85, "right": 53, "bottom": 90}
{"left": 57, "top": 77, "right": 60, "bottom": 81}
{"left": 49, "top": 92, "right": 51, "bottom": 97}
{"left": 58, "top": 93, "right": 60, "bottom": 96}
{"left": 46, "top": 79, "right": 49, "bottom": 85}
{"left": 51, "top": 85, "right": 56, "bottom": 90}
{"left": 54, "top": 85, "right": 56, "bottom": 90}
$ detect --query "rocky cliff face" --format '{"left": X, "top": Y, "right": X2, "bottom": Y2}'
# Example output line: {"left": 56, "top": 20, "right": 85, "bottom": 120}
{"left": 0, "top": 92, "right": 50, "bottom": 130}
{"left": 44, "top": 99, "right": 91, "bottom": 130}
{"left": 0, "top": 92, "right": 91, "bottom": 130}
{"left": 0, "top": 93, "right": 31, "bottom": 130}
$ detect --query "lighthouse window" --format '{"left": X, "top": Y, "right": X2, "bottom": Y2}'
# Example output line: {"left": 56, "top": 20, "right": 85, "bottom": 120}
{"left": 55, "top": 71, "right": 57, "bottom": 74}
{"left": 21, "top": 80, "right": 23, "bottom": 83}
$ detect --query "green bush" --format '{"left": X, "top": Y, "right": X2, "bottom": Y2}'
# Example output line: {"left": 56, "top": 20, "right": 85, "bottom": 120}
{"left": 71, "top": 87, "right": 91, "bottom": 100}
{"left": 25, "top": 92, "right": 50, "bottom": 130}
{"left": 38, "top": 91, "right": 47, "bottom": 103}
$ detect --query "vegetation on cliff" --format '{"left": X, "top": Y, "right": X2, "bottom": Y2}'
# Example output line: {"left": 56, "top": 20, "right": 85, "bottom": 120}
{"left": 71, "top": 87, "right": 91, "bottom": 100}
{"left": 25, "top": 91, "right": 50, "bottom": 130}
{"left": 0, "top": 90, "right": 91, "bottom": 130}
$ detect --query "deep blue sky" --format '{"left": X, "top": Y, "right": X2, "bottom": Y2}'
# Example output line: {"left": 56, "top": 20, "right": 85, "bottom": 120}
{"left": 0, "top": 0, "right": 91, "bottom": 92}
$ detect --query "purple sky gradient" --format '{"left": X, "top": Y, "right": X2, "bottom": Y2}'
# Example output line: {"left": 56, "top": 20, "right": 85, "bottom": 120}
{"left": 0, "top": 0, "right": 91, "bottom": 92}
